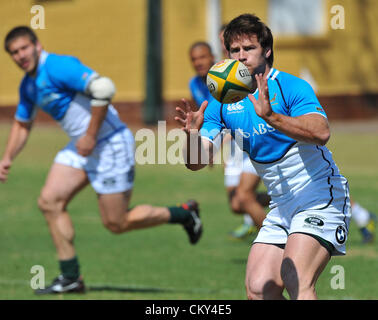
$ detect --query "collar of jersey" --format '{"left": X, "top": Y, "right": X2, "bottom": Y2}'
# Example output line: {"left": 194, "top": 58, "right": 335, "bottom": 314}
{"left": 35, "top": 50, "right": 49, "bottom": 77}
{"left": 251, "top": 67, "right": 278, "bottom": 96}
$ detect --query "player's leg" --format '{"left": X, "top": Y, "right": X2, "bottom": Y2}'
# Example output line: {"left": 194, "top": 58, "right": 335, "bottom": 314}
{"left": 235, "top": 172, "right": 266, "bottom": 228}
{"left": 97, "top": 190, "right": 170, "bottom": 232}
{"left": 224, "top": 150, "right": 256, "bottom": 239}
{"left": 246, "top": 208, "right": 289, "bottom": 299}
{"left": 282, "top": 178, "right": 351, "bottom": 300}
{"left": 245, "top": 243, "right": 285, "bottom": 300}
{"left": 36, "top": 162, "right": 88, "bottom": 294}
{"left": 281, "top": 233, "right": 330, "bottom": 300}
{"left": 93, "top": 127, "right": 202, "bottom": 243}
{"left": 97, "top": 191, "right": 202, "bottom": 244}
{"left": 38, "top": 163, "right": 88, "bottom": 259}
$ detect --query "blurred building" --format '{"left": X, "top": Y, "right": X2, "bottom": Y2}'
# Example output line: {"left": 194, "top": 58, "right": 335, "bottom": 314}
{"left": 0, "top": 0, "right": 377, "bottom": 123}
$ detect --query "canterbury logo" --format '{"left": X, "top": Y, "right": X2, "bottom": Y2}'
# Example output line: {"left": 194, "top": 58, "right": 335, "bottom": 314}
{"left": 227, "top": 103, "right": 244, "bottom": 111}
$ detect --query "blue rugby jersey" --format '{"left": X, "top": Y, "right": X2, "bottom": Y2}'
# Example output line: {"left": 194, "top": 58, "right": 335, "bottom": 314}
{"left": 189, "top": 75, "right": 214, "bottom": 108}
{"left": 16, "top": 51, "right": 96, "bottom": 122}
{"left": 200, "top": 68, "right": 348, "bottom": 206}
{"left": 15, "top": 51, "right": 126, "bottom": 141}
{"left": 201, "top": 68, "right": 327, "bottom": 163}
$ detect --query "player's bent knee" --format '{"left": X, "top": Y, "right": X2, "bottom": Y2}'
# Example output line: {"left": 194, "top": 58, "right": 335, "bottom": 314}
{"left": 230, "top": 199, "right": 243, "bottom": 213}
{"left": 37, "top": 194, "right": 64, "bottom": 215}
{"left": 238, "top": 189, "right": 257, "bottom": 206}
{"left": 246, "top": 273, "right": 284, "bottom": 300}
{"left": 102, "top": 216, "right": 128, "bottom": 234}
{"left": 245, "top": 273, "right": 267, "bottom": 300}
{"left": 245, "top": 280, "right": 264, "bottom": 300}
{"left": 103, "top": 221, "right": 124, "bottom": 234}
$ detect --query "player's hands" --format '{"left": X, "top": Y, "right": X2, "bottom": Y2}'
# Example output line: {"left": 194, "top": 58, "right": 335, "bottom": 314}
{"left": 0, "top": 158, "right": 12, "bottom": 183}
{"left": 175, "top": 99, "right": 208, "bottom": 134}
{"left": 76, "top": 134, "right": 96, "bottom": 157}
{"left": 248, "top": 73, "right": 273, "bottom": 120}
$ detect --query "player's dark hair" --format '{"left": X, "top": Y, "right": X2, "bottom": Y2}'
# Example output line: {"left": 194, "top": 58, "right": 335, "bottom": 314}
{"left": 223, "top": 14, "right": 274, "bottom": 67}
{"left": 189, "top": 41, "right": 213, "bottom": 55}
{"left": 4, "top": 26, "right": 38, "bottom": 52}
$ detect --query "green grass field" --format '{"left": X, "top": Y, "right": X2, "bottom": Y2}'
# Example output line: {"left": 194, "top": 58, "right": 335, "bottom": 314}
{"left": 0, "top": 122, "right": 377, "bottom": 300}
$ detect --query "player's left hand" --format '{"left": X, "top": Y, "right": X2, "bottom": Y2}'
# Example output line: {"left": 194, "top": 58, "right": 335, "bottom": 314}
{"left": 248, "top": 73, "right": 273, "bottom": 120}
{"left": 76, "top": 134, "right": 96, "bottom": 157}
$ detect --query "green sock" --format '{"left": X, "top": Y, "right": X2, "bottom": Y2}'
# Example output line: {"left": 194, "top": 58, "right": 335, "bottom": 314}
{"left": 59, "top": 256, "right": 80, "bottom": 280}
{"left": 168, "top": 206, "right": 192, "bottom": 225}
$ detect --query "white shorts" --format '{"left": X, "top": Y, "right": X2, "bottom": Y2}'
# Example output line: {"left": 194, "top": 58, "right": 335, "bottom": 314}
{"left": 224, "top": 152, "right": 258, "bottom": 187}
{"left": 54, "top": 128, "right": 135, "bottom": 194}
{"left": 253, "top": 182, "right": 351, "bottom": 256}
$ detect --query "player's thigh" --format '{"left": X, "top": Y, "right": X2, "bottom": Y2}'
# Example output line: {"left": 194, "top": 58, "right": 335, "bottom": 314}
{"left": 282, "top": 233, "right": 330, "bottom": 294}
{"left": 97, "top": 189, "right": 132, "bottom": 223}
{"left": 246, "top": 243, "right": 285, "bottom": 296}
{"left": 238, "top": 172, "right": 260, "bottom": 194}
{"left": 40, "top": 163, "right": 89, "bottom": 205}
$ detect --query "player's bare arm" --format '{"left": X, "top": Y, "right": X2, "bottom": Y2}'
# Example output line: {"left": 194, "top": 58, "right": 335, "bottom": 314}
{"left": 175, "top": 98, "right": 213, "bottom": 170}
{"left": 249, "top": 73, "right": 330, "bottom": 146}
{"left": 76, "top": 104, "right": 108, "bottom": 156}
{"left": 76, "top": 76, "right": 116, "bottom": 156}
{"left": 0, "top": 120, "right": 32, "bottom": 182}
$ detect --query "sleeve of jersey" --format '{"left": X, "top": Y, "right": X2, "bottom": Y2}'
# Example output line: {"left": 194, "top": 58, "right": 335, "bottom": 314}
{"left": 15, "top": 81, "right": 37, "bottom": 122}
{"left": 46, "top": 55, "right": 97, "bottom": 93}
{"left": 285, "top": 77, "right": 328, "bottom": 118}
{"left": 189, "top": 78, "right": 204, "bottom": 108}
{"left": 199, "top": 100, "right": 224, "bottom": 147}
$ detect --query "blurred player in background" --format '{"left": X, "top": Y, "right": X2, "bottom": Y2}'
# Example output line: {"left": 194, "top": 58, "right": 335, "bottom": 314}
{"left": 0, "top": 26, "right": 202, "bottom": 294}
{"left": 188, "top": 40, "right": 269, "bottom": 235}
{"left": 177, "top": 13, "right": 352, "bottom": 300}
{"left": 189, "top": 41, "right": 215, "bottom": 107}
{"left": 350, "top": 199, "right": 376, "bottom": 243}
{"left": 219, "top": 24, "right": 270, "bottom": 237}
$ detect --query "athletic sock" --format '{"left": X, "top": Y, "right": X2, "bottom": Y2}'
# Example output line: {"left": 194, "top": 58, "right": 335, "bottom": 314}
{"left": 168, "top": 206, "right": 192, "bottom": 225}
{"left": 243, "top": 214, "right": 254, "bottom": 226}
{"left": 59, "top": 256, "right": 80, "bottom": 280}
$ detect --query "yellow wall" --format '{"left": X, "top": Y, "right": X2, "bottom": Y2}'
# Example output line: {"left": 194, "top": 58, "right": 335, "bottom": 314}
{"left": 0, "top": 0, "right": 146, "bottom": 105}
{"left": 0, "top": 0, "right": 377, "bottom": 107}
{"left": 273, "top": 0, "right": 378, "bottom": 96}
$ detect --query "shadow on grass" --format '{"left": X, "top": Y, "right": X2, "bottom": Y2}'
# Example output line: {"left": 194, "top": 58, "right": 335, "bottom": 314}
{"left": 87, "top": 284, "right": 220, "bottom": 295}
{"left": 87, "top": 285, "right": 175, "bottom": 294}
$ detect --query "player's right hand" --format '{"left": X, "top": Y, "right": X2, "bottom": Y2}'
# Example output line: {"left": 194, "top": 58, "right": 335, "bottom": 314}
{"left": 175, "top": 99, "right": 208, "bottom": 134}
{"left": 0, "top": 158, "right": 12, "bottom": 183}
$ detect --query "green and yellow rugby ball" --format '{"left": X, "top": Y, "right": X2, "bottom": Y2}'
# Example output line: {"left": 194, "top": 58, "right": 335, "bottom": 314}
{"left": 207, "top": 59, "right": 252, "bottom": 104}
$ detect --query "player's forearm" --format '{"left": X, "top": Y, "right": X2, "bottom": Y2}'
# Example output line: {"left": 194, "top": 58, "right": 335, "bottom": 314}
{"left": 183, "top": 132, "right": 213, "bottom": 171}
{"left": 264, "top": 112, "right": 330, "bottom": 145}
{"left": 2, "top": 120, "right": 31, "bottom": 161}
{"left": 86, "top": 105, "right": 108, "bottom": 138}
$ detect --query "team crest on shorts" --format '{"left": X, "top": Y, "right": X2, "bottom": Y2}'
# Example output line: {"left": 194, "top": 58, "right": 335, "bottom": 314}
{"left": 335, "top": 225, "right": 347, "bottom": 244}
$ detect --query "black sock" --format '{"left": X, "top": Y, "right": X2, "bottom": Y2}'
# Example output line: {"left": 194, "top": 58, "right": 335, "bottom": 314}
{"left": 59, "top": 256, "right": 80, "bottom": 280}
{"left": 168, "top": 206, "right": 192, "bottom": 225}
